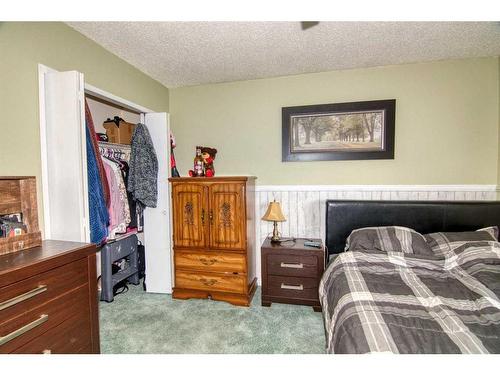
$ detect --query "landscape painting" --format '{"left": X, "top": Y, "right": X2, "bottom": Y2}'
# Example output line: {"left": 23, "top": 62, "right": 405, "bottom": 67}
{"left": 290, "top": 110, "right": 384, "bottom": 153}
{"left": 282, "top": 100, "right": 395, "bottom": 162}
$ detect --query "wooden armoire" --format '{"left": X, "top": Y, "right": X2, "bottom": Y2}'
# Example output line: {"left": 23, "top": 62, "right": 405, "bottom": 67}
{"left": 169, "top": 176, "right": 256, "bottom": 306}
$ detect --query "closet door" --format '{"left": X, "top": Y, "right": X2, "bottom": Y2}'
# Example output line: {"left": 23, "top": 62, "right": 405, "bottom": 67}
{"left": 40, "top": 70, "right": 88, "bottom": 242}
{"left": 143, "top": 112, "right": 172, "bottom": 293}
{"left": 208, "top": 182, "right": 246, "bottom": 251}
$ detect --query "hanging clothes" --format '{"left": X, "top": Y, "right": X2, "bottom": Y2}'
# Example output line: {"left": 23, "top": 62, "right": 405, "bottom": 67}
{"left": 85, "top": 99, "right": 110, "bottom": 208}
{"left": 118, "top": 160, "right": 138, "bottom": 228}
{"left": 102, "top": 156, "right": 131, "bottom": 240}
{"left": 128, "top": 123, "right": 158, "bottom": 208}
{"left": 85, "top": 125, "right": 109, "bottom": 244}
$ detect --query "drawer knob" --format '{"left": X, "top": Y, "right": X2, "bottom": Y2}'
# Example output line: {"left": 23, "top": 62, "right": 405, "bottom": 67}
{"left": 0, "top": 285, "right": 48, "bottom": 311}
{"left": 200, "top": 278, "right": 217, "bottom": 286}
{"left": 199, "top": 258, "right": 217, "bottom": 266}
{"left": 281, "top": 283, "right": 304, "bottom": 291}
{"left": 280, "top": 262, "right": 303, "bottom": 269}
{"left": 0, "top": 314, "right": 49, "bottom": 347}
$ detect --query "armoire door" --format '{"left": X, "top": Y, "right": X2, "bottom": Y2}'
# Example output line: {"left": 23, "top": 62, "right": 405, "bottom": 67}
{"left": 172, "top": 184, "right": 208, "bottom": 248}
{"left": 208, "top": 183, "right": 245, "bottom": 250}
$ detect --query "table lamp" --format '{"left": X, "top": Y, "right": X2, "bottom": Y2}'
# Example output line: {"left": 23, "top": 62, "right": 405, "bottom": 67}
{"left": 261, "top": 200, "right": 286, "bottom": 243}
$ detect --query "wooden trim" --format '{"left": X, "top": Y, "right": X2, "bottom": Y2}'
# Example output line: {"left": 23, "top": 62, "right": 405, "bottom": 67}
{"left": 256, "top": 184, "right": 498, "bottom": 192}
{"left": 169, "top": 176, "right": 256, "bottom": 182}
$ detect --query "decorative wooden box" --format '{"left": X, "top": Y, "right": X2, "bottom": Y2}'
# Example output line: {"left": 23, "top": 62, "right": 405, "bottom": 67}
{"left": 0, "top": 177, "right": 42, "bottom": 255}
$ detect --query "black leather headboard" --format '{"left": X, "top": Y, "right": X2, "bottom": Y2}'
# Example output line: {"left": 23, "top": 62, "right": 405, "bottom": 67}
{"left": 326, "top": 200, "right": 500, "bottom": 255}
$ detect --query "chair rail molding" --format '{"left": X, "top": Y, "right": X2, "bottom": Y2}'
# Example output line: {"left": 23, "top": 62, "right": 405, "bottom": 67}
{"left": 253, "top": 184, "right": 498, "bottom": 284}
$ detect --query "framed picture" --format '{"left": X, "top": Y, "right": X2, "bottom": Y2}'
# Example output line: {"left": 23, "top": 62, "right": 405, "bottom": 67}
{"left": 282, "top": 99, "right": 395, "bottom": 162}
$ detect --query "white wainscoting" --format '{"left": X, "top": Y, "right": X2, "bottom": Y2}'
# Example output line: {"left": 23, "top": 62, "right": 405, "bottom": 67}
{"left": 253, "top": 185, "right": 498, "bottom": 284}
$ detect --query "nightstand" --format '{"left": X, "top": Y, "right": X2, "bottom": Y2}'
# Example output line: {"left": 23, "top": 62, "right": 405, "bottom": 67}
{"left": 261, "top": 237, "right": 325, "bottom": 312}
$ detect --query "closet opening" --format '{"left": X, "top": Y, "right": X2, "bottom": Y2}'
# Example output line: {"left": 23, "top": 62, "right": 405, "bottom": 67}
{"left": 85, "top": 94, "right": 144, "bottom": 287}
{"left": 38, "top": 64, "right": 173, "bottom": 297}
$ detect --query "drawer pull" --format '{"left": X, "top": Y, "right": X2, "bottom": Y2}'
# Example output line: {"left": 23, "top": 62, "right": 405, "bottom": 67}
{"left": 200, "top": 278, "right": 217, "bottom": 286}
{"left": 280, "top": 262, "right": 303, "bottom": 269}
{"left": 0, "top": 314, "right": 48, "bottom": 347}
{"left": 199, "top": 258, "right": 217, "bottom": 266}
{"left": 0, "top": 285, "right": 48, "bottom": 311}
{"left": 42, "top": 349, "right": 52, "bottom": 354}
{"left": 281, "top": 283, "right": 304, "bottom": 291}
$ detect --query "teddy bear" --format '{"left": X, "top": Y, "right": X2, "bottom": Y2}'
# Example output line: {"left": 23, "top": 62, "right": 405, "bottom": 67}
{"left": 201, "top": 146, "right": 217, "bottom": 177}
{"left": 188, "top": 146, "right": 217, "bottom": 177}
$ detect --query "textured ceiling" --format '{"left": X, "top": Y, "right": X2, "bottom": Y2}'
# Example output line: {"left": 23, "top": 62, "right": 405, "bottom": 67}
{"left": 68, "top": 22, "right": 500, "bottom": 88}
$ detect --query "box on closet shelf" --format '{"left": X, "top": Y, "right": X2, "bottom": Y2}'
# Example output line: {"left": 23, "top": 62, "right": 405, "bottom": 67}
{"left": 103, "top": 117, "right": 135, "bottom": 145}
{"left": 0, "top": 176, "right": 42, "bottom": 256}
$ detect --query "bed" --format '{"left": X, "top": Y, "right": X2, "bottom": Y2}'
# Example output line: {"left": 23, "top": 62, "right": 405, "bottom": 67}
{"left": 319, "top": 200, "right": 500, "bottom": 354}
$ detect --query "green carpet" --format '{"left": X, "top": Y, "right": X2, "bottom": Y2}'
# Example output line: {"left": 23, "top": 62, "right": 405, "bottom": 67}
{"left": 99, "top": 284, "right": 326, "bottom": 354}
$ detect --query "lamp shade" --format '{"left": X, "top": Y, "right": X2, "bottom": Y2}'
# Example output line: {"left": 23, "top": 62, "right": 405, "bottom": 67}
{"left": 261, "top": 201, "right": 286, "bottom": 222}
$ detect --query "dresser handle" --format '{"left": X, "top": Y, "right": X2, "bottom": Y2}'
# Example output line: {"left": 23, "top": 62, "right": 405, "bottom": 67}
{"left": 281, "top": 283, "right": 303, "bottom": 291}
{"left": 280, "top": 262, "right": 303, "bottom": 269}
{"left": 200, "top": 278, "right": 217, "bottom": 286}
{"left": 199, "top": 258, "right": 217, "bottom": 266}
{"left": 42, "top": 349, "right": 52, "bottom": 354}
{"left": 201, "top": 209, "right": 205, "bottom": 225}
{"left": 208, "top": 209, "right": 214, "bottom": 224}
{"left": 0, "top": 314, "right": 48, "bottom": 346}
{"left": 0, "top": 285, "right": 47, "bottom": 311}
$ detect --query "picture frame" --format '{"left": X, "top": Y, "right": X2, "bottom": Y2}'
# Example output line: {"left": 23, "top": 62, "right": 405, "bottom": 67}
{"left": 282, "top": 99, "right": 396, "bottom": 162}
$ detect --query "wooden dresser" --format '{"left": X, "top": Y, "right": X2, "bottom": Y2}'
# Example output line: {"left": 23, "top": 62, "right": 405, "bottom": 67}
{"left": 169, "top": 176, "right": 256, "bottom": 306}
{"left": 0, "top": 240, "right": 100, "bottom": 354}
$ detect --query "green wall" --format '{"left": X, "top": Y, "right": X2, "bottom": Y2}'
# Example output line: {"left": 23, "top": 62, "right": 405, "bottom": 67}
{"left": 170, "top": 57, "right": 500, "bottom": 185}
{"left": 0, "top": 22, "right": 170, "bottom": 229}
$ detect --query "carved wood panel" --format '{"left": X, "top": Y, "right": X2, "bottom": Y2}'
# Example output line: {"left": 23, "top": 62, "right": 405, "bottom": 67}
{"left": 171, "top": 184, "right": 207, "bottom": 248}
{"left": 209, "top": 183, "right": 245, "bottom": 250}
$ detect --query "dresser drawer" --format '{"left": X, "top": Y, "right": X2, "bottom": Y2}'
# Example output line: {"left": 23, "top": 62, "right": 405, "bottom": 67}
{"left": 175, "top": 270, "right": 246, "bottom": 294}
{"left": 266, "top": 275, "right": 319, "bottom": 301}
{"left": 266, "top": 253, "right": 318, "bottom": 278}
{"left": 0, "top": 284, "right": 89, "bottom": 353}
{"left": 11, "top": 308, "right": 92, "bottom": 354}
{"left": 175, "top": 251, "right": 246, "bottom": 274}
{"left": 0, "top": 258, "right": 88, "bottom": 323}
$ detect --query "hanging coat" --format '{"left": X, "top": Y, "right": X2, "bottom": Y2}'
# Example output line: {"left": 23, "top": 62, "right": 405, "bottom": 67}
{"left": 128, "top": 123, "right": 158, "bottom": 208}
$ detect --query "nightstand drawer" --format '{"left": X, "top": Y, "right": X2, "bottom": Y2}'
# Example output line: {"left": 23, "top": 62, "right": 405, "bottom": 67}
{"left": 267, "top": 254, "right": 318, "bottom": 277}
{"left": 267, "top": 275, "right": 319, "bottom": 300}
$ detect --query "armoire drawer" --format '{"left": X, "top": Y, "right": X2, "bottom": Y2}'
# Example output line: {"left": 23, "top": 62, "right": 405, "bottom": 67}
{"left": 11, "top": 309, "right": 92, "bottom": 354}
{"left": 175, "top": 251, "right": 246, "bottom": 274}
{"left": 175, "top": 270, "right": 246, "bottom": 294}
{"left": 0, "top": 258, "right": 88, "bottom": 323}
{"left": 0, "top": 284, "right": 90, "bottom": 353}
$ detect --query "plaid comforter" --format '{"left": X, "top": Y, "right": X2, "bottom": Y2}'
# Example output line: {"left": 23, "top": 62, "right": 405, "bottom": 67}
{"left": 319, "top": 241, "right": 500, "bottom": 354}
